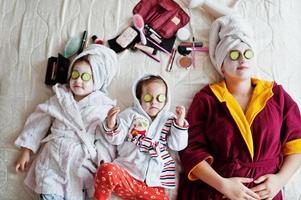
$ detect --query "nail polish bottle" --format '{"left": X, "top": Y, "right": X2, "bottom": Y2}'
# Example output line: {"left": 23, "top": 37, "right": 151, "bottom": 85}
{"left": 92, "top": 35, "right": 104, "bottom": 45}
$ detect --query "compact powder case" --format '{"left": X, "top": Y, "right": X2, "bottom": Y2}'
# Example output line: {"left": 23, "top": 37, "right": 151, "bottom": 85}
{"left": 177, "top": 56, "right": 192, "bottom": 69}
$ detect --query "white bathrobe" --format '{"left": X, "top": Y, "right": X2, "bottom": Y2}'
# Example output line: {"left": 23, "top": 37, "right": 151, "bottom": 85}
{"left": 15, "top": 84, "right": 116, "bottom": 200}
{"left": 102, "top": 73, "right": 188, "bottom": 188}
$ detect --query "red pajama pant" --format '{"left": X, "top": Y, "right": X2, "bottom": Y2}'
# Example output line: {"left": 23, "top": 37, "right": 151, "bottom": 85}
{"left": 94, "top": 163, "right": 169, "bottom": 200}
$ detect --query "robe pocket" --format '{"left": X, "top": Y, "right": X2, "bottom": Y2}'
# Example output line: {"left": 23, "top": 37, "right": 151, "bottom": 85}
{"left": 117, "top": 141, "right": 142, "bottom": 161}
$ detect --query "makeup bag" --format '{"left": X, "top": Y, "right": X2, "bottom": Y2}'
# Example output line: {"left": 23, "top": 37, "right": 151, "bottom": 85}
{"left": 133, "top": 0, "right": 190, "bottom": 39}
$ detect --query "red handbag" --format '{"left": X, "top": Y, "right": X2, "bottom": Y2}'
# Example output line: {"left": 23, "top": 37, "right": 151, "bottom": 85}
{"left": 133, "top": 0, "right": 190, "bottom": 39}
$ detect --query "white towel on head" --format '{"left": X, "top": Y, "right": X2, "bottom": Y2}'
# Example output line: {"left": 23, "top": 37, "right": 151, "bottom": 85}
{"left": 69, "top": 44, "right": 118, "bottom": 93}
{"left": 209, "top": 15, "right": 255, "bottom": 77}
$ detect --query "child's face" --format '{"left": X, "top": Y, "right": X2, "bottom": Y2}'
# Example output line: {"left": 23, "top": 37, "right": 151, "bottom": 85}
{"left": 69, "top": 60, "right": 94, "bottom": 101}
{"left": 140, "top": 81, "right": 167, "bottom": 119}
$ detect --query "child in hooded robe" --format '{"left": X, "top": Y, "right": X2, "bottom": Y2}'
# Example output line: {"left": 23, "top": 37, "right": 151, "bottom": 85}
{"left": 15, "top": 44, "right": 118, "bottom": 200}
{"left": 94, "top": 74, "right": 189, "bottom": 200}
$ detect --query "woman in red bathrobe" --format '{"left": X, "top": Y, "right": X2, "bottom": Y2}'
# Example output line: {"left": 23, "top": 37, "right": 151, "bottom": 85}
{"left": 178, "top": 15, "right": 301, "bottom": 200}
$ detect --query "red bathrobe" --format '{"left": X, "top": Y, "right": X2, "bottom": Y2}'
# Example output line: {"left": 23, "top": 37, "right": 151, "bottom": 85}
{"left": 178, "top": 79, "right": 301, "bottom": 200}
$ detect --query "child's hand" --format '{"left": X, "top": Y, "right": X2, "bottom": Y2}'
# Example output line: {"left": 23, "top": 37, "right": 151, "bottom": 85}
{"left": 175, "top": 105, "right": 186, "bottom": 127}
{"left": 106, "top": 106, "right": 120, "bottom": 129}
{"left": 15, "top": 147, "right": 32, "bottom": 173}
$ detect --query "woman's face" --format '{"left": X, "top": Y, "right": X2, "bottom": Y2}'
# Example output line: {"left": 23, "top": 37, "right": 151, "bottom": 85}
{"left": 222, "top": 43, "right": 255, "bottom": 81}
{"left": 69, "top": 60, "right": 94, "bottom": 101}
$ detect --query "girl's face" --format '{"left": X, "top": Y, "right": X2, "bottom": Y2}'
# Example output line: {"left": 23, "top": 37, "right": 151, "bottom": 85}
{"left": 140, "top": 81, "right": 167, "bottom": 119}
{"left": 222, "top": 42, "right": 255, "bottom": 81}
{"left": 69, "top": 60, "right": 94, "bottom": 101}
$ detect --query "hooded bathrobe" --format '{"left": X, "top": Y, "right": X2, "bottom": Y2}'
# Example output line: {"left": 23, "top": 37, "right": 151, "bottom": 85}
{"left": 101, "top": 73, "right": 188, "bottom": 188}
{"left": 15, "top": 44, "right": 118, "bottom": 200}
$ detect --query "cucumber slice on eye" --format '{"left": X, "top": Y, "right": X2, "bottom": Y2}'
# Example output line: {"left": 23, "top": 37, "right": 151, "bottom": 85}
{"left": 244, "top": 49, "right": 254, "bottom": 59}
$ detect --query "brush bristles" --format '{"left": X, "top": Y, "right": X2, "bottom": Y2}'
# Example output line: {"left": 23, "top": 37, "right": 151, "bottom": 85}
{"left": 133, "top": 14, "right": 144, "bottom": 29}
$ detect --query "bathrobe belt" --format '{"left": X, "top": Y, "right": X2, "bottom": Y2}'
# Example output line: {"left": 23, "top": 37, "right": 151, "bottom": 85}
{"left": 41, "top": 127, "right": 97, "bottom": 159}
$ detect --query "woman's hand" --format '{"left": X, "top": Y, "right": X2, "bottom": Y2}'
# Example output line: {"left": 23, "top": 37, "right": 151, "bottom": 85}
{"left": 221, "top": 177, "right": 260, "bottom": 200}
{"left": 251, "top": 174, "right": 283, "bottom": 199}
{"left": 106, "top": 106, "right": 120, "bottom": 129}
{"left": 15, "top": 147, "right": 32, "bottom": 173}
{"left": 190, "top": 161, "right": 260, "bottom": 200}
{"left": 175, "top": 105, "right": 186, "bottom": 127}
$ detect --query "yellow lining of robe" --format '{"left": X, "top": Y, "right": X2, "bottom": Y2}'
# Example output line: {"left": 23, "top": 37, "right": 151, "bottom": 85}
{"left": 283, "top": 138, "right": 301, "bottom": 155}
{"left": 209, "top": 78, "right": 274, "bottom": 160}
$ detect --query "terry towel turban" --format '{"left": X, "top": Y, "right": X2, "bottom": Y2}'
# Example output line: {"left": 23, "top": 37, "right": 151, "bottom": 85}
{"left": 69, "top": 44, "right": 118, "bottom": 93}
{"left": 209, "top": 15, "right": 255, "bottom": 76}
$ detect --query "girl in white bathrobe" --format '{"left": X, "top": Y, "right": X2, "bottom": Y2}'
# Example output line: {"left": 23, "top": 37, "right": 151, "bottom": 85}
{"left": 14, "top": 44, "right": 118, "bottom": 200}
{"left": 94, "top": 74, "right": 189, "bottom": 200}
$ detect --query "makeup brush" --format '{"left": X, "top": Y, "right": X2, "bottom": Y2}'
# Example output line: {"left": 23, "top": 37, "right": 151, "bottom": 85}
{"left": 133, "top": 14, "right": 147, "bottom": 45}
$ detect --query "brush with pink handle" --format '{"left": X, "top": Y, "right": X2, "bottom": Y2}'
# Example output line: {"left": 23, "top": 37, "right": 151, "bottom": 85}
{"left": 133, "top": 14, "right": 147, "bottom": 45}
